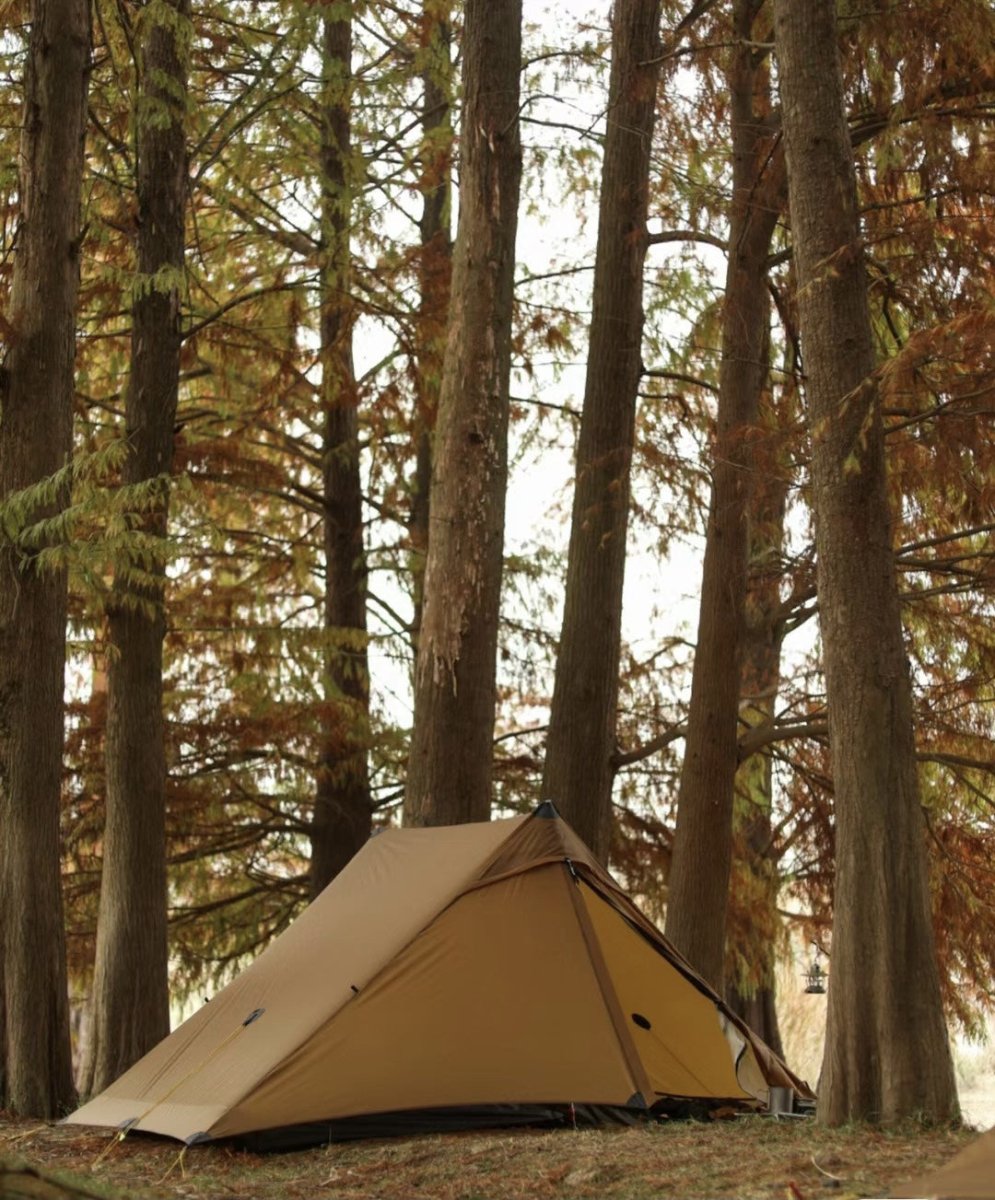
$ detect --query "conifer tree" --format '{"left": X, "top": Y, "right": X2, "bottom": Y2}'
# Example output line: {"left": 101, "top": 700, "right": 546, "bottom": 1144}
{"left": 0, "top": 0, "right": 89, "bottom": 1116}
{"left": 774, "top": 0, "right": 958, "bottom": 1123}
{"left": 310, "top": 1, "right": 372, "bottom": 895}
{"left": 665, "top": 0, "right": 782, "bottom": 990}
{"left": 541, "top": 0, "right": 663, "bottom": 861}
{"left": 409, "top": 0, "right": 452, "bottom": 647}
{"left": 84, "top": 0, "right": 190, "bottom": 1096}
{"left": 404, "top": 0, "right": 523, "bottom": 825}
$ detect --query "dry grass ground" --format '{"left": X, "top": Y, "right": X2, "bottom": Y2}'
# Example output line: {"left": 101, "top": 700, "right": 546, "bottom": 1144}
{"left": 0, "top": 1112, "right": 977, "bottom": 1200}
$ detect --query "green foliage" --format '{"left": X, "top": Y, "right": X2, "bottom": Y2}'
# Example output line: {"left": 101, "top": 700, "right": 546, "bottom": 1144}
{"left": 0, "top": 440, "right": 181, "bottom": 626}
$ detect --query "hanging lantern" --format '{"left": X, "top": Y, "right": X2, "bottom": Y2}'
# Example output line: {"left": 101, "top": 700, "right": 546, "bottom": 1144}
{"left": 803, "top": 948, "right": 828, "bottom": 994}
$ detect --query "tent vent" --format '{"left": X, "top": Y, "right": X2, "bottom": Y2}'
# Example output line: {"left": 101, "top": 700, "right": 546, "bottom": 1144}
{"left": 243, "top": 1008, "right": 265, "bottom": 1027}
{"left": 351, "top": 985, "right": 360, "bottom": 994}
{"left": 534, "top": 801, "right": 560, "bottom": 819}
{"left": 631, "top": 1012, "right": 652, "bottom": 1031}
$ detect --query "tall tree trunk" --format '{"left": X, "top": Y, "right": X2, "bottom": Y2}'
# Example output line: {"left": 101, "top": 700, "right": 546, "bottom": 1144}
{"left": 540, "top": 0, "right": 663, "bottom": 862}
{"left": 773, "top": 0, "right": 958, "bottom": 1125}
{"left": 409, "top": 0, "right": 452, "bottom": 650}
{"left": 664, "top": 0, "right": 781, "bottom": 989}
{"left": 403, "top": 0, "right": 522, "bottom": 826}
{"left": 83, "top": 0, "right": 189, "bottom": 1097}
{"left": 310, "top": 3, "right": 372, "bottom": 896}
{"left": 725, "top": 378, "right": 790, "bottom": 1058}
{"left": 0, "top": 0, "right": 89, "bottom": 1117}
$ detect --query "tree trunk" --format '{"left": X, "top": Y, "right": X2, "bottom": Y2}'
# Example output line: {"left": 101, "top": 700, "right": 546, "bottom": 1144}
{"left": 726, "top": 400, "right": 790, "bottom": 1057}
{"left": 83, "top": 0, "right": 189, "bottom": 1097}
{"left": 773, "top": 0, "right": 958, "bottom": 1124}
{"left": 310, "top": 4, "right": 372, "bottom": 896}
{"left": 0, "top": 0, "right": 89, "bottom": 1117}
{"left": 403, "top": 0, "right": 522, "bottom": 826}
{"left": 540, "top": 0, "right": 663, "bottom": 862}
{"left": 409, "top": 0, "right": 452, "bottom": 651}
{"left": 664, "top": 0, "right": 781, "bottom": 989}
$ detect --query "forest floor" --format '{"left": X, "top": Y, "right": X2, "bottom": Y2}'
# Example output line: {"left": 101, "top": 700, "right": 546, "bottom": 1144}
{"left": 0, "top": 1111, "right": 978, "bottom": 1200}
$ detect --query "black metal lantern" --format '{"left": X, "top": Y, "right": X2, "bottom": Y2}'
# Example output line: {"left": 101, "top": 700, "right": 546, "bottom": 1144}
{"left": 803, "top": 948, "right": 828, "bottom": 994}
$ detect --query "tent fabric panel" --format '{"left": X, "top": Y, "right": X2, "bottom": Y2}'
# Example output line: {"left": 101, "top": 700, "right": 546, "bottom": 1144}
{"left": 563, "top": 866, "right": 656, "bottom": 1104}
{"left": 67, "top": 817, "right": 526, "bottom": 1142}
{"left": 212, "top": 864, "right": 639, "bottom": 1139}
{"left": 577, "top": 871, "right": 814, "bottom": 1101}
{"left": 892, "top": 1128, "right": 995, "bottom": 1199}
{"left": 578, "top": 883, "right": 751, "bottom": 1101}
{"left": 729, "top": 1033, "right": 770, "bottom": 1104}
{"left": 476, "top": 811, "right": 602, "bottom": 881}
{"left": 61, "top": 1096, "right": 229, "bottom": 1143}
{"left": 739, "top": 1029, "right": 813, "bottom": 1098}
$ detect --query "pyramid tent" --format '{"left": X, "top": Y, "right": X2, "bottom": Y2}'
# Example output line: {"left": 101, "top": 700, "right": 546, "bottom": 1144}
{"left": 893, "top": 1128, "right": 995, "bottom": 1199}
{"left": 67, "top": 804, "right": 812, "bottom": 1145}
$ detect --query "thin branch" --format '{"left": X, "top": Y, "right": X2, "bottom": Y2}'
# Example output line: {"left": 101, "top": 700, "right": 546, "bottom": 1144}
{"left": 647, "top": 227, "right": 728, "bottom": 253}
{"left": 642, "top": 367, "right": 719, "bottom": 394}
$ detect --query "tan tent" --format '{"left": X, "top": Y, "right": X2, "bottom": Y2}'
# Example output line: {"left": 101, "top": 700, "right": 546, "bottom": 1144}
{"left": 893, "top": 1128, "right": 995, "bottom": 1199}
{"left": 67, "top": 804, "right": 812, "bottom": 1146}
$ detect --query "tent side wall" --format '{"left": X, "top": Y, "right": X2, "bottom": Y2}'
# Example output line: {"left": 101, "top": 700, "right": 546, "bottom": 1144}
{"left": 577, "top": 883, "right": 752, "bottom": 1101}
{"left": 66, "top": 818, "right": 528, "bottom": 1142}
{"left": 211, "top": 864, "right": 644, "bottom": 1139}
{"left": 577, "top": 869, "right": 814, "bottom": 1101}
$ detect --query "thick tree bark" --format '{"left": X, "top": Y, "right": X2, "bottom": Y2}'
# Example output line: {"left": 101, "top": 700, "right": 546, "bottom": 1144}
{"left": 403, "top": 0, "right": 522, "bottom": 826}
{"left": 409, "top": 1, "right": 452, "bottom": 650}
{"left": 664, "top": 0, "right": 781, "bottom": 988}
{"left": 540, "top": 0, "right": 662, "bottom": 862}
{"left": 310, "top": 5, "right": 372, "bottom": 896}
{"left": 773, "top": 0, "right": 958, "bottom": 1124}
{"left": 726, "top": 407, "right": 790, "bottom": 1058}
{"left": 83, "top": 0, "right": 189, "bottom": 1097}
{"left": 0, "top": 0, "right": 89, "bottom": 1117}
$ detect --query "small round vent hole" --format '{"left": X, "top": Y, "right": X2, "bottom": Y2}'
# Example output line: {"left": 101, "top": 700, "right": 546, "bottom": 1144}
{"left": 631, "top": 1012, "right": 651, "bottom": 1030}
